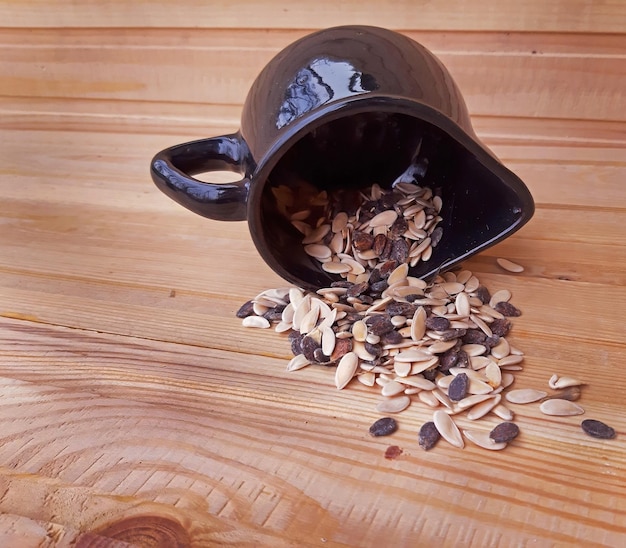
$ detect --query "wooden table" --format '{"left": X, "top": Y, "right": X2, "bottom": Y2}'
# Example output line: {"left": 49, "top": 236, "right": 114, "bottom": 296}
{"left": 1, "top": 2, "right": 625, "bottom": 546}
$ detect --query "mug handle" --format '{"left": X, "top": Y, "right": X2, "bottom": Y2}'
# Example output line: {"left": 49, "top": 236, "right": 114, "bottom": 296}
{"left": 150, "top": 133, "right": 250, "bottom": 221}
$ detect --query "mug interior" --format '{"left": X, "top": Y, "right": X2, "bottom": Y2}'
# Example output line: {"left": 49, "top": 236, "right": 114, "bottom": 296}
{"left": 256, "top": 110, "right": 525, "bottom": 289}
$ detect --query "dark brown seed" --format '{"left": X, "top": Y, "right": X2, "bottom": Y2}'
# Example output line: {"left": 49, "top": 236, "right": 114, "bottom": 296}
{"left": 366, "top": 314, "right": 396, "bottom": 336}
{"left": 430, "top": 226, "right": 443, "bottom": 247}
{"left": 301, "top": 335, "right": 321, "bottom": 362}
{"left": 439, "top": 349, "right": 459, "bottom": 372}
{"left": 288, "top": 331, "right": 303, "bottom": 355}
{"left": 384, "top": 445, "right": 403, "bottom": 460}
{"left": 364, "top": 342, "right": 383, "bottom": 358}
{"left": 425, "top": 316, "right": 451, "bottom": 331}
{"left": 489, "top": 422, "right": 520, "bottom": 443}
{"left": 330, "top": 338, "right": 353, "bottom": 362}
{"left": 263, "top": 305, "right": 285, "bottom": 322}
{"left": 352, "top": 231, "right": 374, "bottom": 251}
{"left": 380, "top": 236, "right": 394, "bottom": 260}
{"left": 389, "top": 216, "right": 408, "bottom": 239}
{"left": 331, "top": 280, "right": 353, "bottom": 288}
{"left": 378, "top": 260, "right": 398, "bottom": 277}
{"left": 380, "top": 330, "right": 404, "bottom": 345}
{"left": 369, "top": 417, "right": 398, "bottom": 437}
{"left": 455, "top": 350, "right": 470, "bottom": 368}
{"left": 581, "top": 419, "right": 616, "bottom": 439}
{"left": 369, "top": 280, "right": 389, "bottom": 294}
{"left": 373, "top": 233, "right": 389, "bottom": 256}
{"left": 483, "top": 335, "right": 501, "bottom": 349}
{"left": 474, "top": 285, "right": 491, "bottom": 304}
{"left": 390, "top": 238, "right": 410, "bottom": 263}
{"left": 386, "top": 301, "right": 416, "bottom": 317}
{"left": 462, "top": 329, "right": 487, "bottom": 344}
{"left": 313, "top": 348, "right": 331, "bottom": 364}
{"left": 346, "top": 282, "right": 369, "bottom": 298}
{"left": 494, "top": 302, "right": 522, "bottom": 317}
{"left": 405, "top": 294, "right": 424, "bottom": 303}
{"left": 448, "top": 372, "right": 469, "bottom": 401}
{"left": 369, "top": 268, "right": 383, "bottom": 284}
{"left": 490, "top": 319, "right": 512, "bottom": 337}
{"left": 235, "top": 300, "right": 256, "bottom": 318}
{"left": 418, "top": 421, "right": 441, "bottom": 450}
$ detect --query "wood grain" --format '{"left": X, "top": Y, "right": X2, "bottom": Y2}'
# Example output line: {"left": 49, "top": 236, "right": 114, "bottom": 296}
{"left": 2, "top": 0, "right": 625, "bottom": 32}
{"left": 1, "top": 1, "right": 626, "bottom": 545}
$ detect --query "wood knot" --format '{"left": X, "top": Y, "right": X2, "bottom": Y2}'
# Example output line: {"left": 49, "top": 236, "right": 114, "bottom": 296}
{"left": 77, "top": 515, "right": 191, "bottom": 547}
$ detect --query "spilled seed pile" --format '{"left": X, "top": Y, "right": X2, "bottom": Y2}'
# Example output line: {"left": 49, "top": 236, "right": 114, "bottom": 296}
{"left": 237, "top": 180, "right": 616, "bottom": 451}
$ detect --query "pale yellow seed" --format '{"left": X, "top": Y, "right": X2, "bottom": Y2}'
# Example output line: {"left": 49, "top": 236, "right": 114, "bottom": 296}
{"left": 433, "top": 410, "right": 464, "bottom": 448}
{"left": 304, "top": 243, "right": 332, "bottom": 259}
{"left": 357, "top": 371, "right": 376, "bottom": 387}
{"left": 242, "top": 316, "right": 271, "bottom": 328}
{"left": 286, "top": 354, "right": 310, "bottom": 371}
{"left": 387, "top": 263, "right": 410, "bottom": 286}
{"left": 376, "top": 395, "right": 411, "bottom": 414}
{"left": 497, "top": 257, "right": 525, "bottom": 273}
{"left": 332, "top": 211, "right": 349, "bottom": 233}
{"left": 467, "top": 394, "right": 501, "bottom": 420}
{"left": 393, "top": 360, "right": 412, "bottom": 377}
{"left": 411, "top": 306, "right": 427, "bottom": 341}
{"left": 322, "top": 261, "right": 352, "bottom": 274}
{"left": 505, "top": 388, "right": 547, "bottom": 404}
{"left": 352, "top": 320, "right": 368, "bottom": 342}
{"left": 395, "top": 348, "right": 433, "bottom": 362}
{"left": 539, "top": 399, "right": 585, "bottom": 416}
{"left": 455, "top": 292, "right": 471, "bottom": 317}
{"left": 462, "top": 344, "right": 487, "bottom": 357}
{"left": 490, "top": 338, "right": 510, "bottom": 359}
{"left": 418, "top": 390, "right": 440, "bottom": 408}
{"left": 493, "top": 404, "right": 514, "bottom": 421}
{"left": 485, "top": 361, "right": 503, "bottom": 388}
{"left": 381, "top": 380, "right": 406, "bottom": 397}
{"left": 335, "top": 352, "right": 359, "bottom": 390}
{"left": 369, "top": 209, "right": 398, "bottom": 228}
{"left": 490, "top": 289, "right": 512, "bottom": 308}
{"left": 463, "top": 430, "right": 507, "bottom": 451}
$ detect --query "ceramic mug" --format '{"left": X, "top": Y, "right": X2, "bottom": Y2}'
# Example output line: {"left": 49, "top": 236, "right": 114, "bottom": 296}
{"left": 150, "top": 25, "right": 534, "bottom": 290}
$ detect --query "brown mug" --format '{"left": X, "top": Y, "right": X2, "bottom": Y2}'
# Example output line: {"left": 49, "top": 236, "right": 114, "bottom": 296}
{"left": 150, "top": 25, "right": 534, "bottom": 290}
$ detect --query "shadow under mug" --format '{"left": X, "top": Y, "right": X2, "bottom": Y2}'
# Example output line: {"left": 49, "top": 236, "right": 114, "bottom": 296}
{"left": 150, "top": 25, "right": 534, "bottom": 290}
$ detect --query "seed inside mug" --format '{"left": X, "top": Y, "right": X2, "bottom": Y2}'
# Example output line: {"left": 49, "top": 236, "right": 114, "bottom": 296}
{"left": 272, "top": 179, "right": 443, "bottom": 284}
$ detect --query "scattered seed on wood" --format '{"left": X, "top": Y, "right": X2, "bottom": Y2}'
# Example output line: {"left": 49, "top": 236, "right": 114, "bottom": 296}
{"left": 581, "top": 419, "right": 616, "bottom": 440}
{"left": 369, "top": 417, "right": 398, "bottom": 437}
{"left": 335, "top": 352, "right": 358, "bottom": 390}
{"left": 242, "top": 316, "right": 271, "bottom": 328}
{"left": 433, "top": 410, "right": 464, "bottom": 448}
{"left": 489, "top": 422, "right": 520, "bottom": 443}
{"left": 236, "top": 300, "right": 256, "bottom": 318}
{"left": 494, "top": 301, "right": 522, "bottom": 317}
{"left": 418, "top": 421, "right": 441, "bottom": 450}
{"left": 506, "top": 388, "right": 547, "bottom": 404}
{"left": 540, "top": 399, "right": 585, "bottom": 416}
{"left": 376, "top": 395, "right": 411, "bottom": 414}
{"left": 463, "top": 429, "right": 507, "bottom": 451}
{"left": 497, "top": 257, "right": 525, "bottom": 273}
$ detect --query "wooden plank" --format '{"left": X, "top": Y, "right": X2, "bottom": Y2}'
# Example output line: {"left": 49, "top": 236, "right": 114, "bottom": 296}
{"left": 1, "top": 321, "right": 625, "bottom": 546}
{"left": 1, "top": 0, "right": 625, "bottom": 32}
{"left": 1, "top": 29, "right": 624, "bottom": 121}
